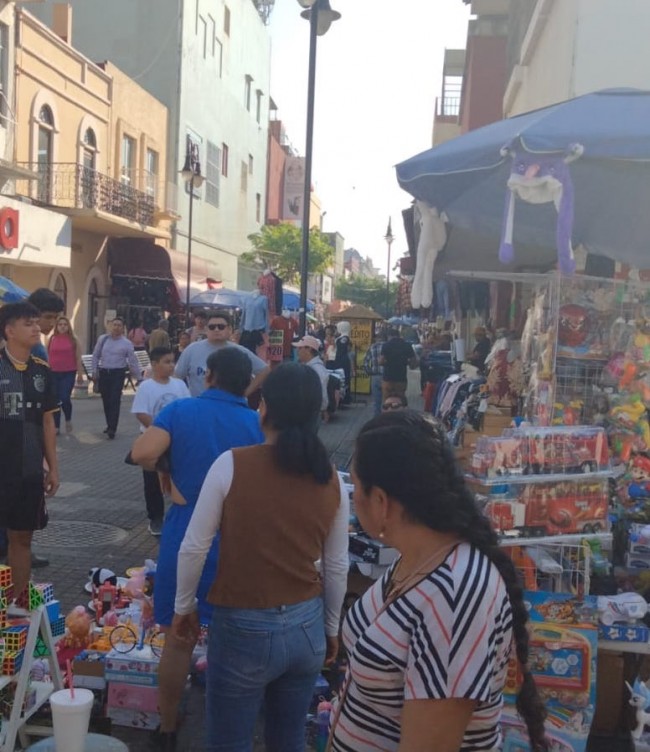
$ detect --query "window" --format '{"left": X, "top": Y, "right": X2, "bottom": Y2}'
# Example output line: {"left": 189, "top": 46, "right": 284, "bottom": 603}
{"left": 37, "top": 105, "right": 54, "bottom": 202}
{"left": 199, "top": 15, "right": 207, "bottom": 58}
{"left": 120, "top": 134, "right": 136, "bottom": 184}
{"left": 206, "top": 140, "right": 220, "bottom": 207}
{"left": 145, "top": 148, "right": 158, "bottom": 200}
{"left": 244, "top": 75, "right": 252, "bottom": 112}
{"left": 224, "top": 5, "right": 230, "bottom": 36}
{"left": 256, "top": 90, "right": 263, "bottom": 125}
{"left": 248, "top": 154, "right": 253, "bottom": 175}
{"left": 54, "top": 274, "right": 67, "bottom": 314}
{"left": 0, "top": 24, "right": 9, "bottom": 122}
{"left": 255, "top": 192, "right": 261, "bottom": 223}
{"left": 82, "top": 128, "right": 97, "bottom": 170}
{"left": 240, "top": 160, "right": 248, "bottom": 192}
{"left": 81, "top": 127, "right": 97, "bottom": 207}
{"left": 215, "top": 38, "right": 223, "bottom": 77}
{"left": 221, "top": 143, "right": 229, "bottom": 177}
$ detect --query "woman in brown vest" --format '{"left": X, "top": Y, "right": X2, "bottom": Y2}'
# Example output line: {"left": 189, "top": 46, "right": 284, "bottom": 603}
{"left": 172, "top": 362, "right": 349, "bottom": 752}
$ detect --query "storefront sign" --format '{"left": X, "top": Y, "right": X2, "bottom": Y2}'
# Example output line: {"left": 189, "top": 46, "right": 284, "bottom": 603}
{"left": 350, "top": 320, "right": 372, "bottom": 395}
{"left": 0, "top": 207, "right": 19, "bottom": 250}
{"left": 282, "top": 157, "right": 305, "bottom": 222}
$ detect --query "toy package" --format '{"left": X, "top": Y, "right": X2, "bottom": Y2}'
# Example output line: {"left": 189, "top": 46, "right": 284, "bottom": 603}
{"left": 502, "top": 592, "right": 598, "bottom": 752}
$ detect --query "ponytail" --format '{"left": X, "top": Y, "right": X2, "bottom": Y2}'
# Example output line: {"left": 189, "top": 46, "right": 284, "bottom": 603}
{"left": 274, "top": 424, "right": 332, "bottom": 485}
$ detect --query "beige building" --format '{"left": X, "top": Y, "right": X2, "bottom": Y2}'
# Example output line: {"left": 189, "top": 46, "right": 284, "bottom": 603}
{"left": 11, "top": 7, "right": 171, "bottom": 349}
{"left": 504, "top": 0, "right": 650, "bottom": 117}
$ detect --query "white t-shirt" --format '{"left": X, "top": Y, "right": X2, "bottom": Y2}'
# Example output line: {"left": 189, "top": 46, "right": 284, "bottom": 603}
{"left": 131, "top": 377, "right": 190, "bottom": 431}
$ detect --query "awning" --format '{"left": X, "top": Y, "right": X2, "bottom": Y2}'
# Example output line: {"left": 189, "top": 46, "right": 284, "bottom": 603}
{"left": 108, "top": 239, "right": 223, "bottom": 306}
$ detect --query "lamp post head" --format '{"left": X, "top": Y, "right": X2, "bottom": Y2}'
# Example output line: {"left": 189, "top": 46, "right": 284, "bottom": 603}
{"left": 180, "top": 156, "right": 204, "bottom": 187}
{"left": 296, "top": 0, "right": 316, "bottom": 6}
{"left": 384, "top": 217, "right": 394, "bottom": 244}
{"left": 300, "top": 0, "right": 341, "bottom": 35}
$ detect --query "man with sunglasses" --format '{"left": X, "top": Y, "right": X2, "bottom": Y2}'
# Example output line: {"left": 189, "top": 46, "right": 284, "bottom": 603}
{"left": 382, "top": 393, "right": 408, "bottom": 411}
{"left": 175, "top": 312, "right": 269, "bottom": 397}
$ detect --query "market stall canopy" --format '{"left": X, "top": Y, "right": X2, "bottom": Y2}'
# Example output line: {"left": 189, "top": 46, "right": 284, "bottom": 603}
{"left": 331, "top": 304, "right": 383, "bottom": 321}
{"left": 0, "top": 276, "right": 28, "bottom": 303}
{"left": 190, "top": 289, "right": 250, "bottom": 309}
{"left": 282, "top": 291, "right": 315, "bottom": 312}
{"left": 396, "top": 88, "right": 650, "bottom": 273}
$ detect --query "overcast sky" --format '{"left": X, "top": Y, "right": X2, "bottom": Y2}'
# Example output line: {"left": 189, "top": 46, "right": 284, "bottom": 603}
{"left": 268, "top": 0, "right": 471, "bottom": 275}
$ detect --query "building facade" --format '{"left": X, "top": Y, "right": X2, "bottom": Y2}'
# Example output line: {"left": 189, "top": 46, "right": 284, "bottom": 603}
{"left": 504, "top": 0, "right": 650, "bottom": 117}
{"left": 12, "top": 7, "right": 170, "bottom": 349}
{"left": 32, "top": 0, "right": 272, "bottom": 291}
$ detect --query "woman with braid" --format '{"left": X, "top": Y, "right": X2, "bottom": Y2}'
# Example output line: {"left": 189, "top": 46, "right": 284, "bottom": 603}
{"left": 331, "top": 411, "right": 547, "bottom": 752}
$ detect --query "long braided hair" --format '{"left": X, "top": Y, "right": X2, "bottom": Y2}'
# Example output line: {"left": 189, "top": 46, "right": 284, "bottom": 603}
{"left": 354, "top": 411, "right": 548, "bottom": 751}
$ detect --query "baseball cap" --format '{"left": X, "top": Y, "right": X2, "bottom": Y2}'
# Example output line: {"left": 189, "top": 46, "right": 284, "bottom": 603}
{"left": 292, "top": 335, "right": 322, "bottom": 351}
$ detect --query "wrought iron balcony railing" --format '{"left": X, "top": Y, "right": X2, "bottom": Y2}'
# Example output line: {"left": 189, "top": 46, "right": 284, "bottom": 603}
{"left": 17, "top": 163, "right": 156, "bottom": 227}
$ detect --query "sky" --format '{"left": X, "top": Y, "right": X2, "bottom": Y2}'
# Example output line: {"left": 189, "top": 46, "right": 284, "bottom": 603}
{"left": 268, "top": 0, "right": 471, "bottom": 277}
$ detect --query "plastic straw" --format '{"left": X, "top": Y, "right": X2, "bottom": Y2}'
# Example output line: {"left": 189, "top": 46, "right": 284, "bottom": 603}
{"left": 66, "top": 659, "right": 75, "bottom": 699}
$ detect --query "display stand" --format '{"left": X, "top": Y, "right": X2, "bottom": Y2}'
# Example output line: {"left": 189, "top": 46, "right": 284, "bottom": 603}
{"left": 1, "top": 606, "right": 63, "bottom": 752}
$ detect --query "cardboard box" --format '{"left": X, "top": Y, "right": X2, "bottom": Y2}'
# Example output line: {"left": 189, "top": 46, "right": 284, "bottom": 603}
{"left": 592, "top": 652, "right": 625, "bottom": 734}
{"left": 348, "top": 534, "right": 398, "bottom": 566}
{"left": 108, "top": 682, "right": 159, "bottom": 712}
{"left": 625, "top": 553, "right": 650, "bottom": 569}
{"left": 482, "top": 409, "right": 513, "bottom": 436}
{"left": 598, "top": 624, "right": 650, "bottom": 643}
{"left": 106, "top": 706, "right": 160, "bottom": 730}
{"left": 104, "top": 647, "right": 159, "bottom": 687}
{"left": 73, "top": 657, "right": 105, "bottom": 678}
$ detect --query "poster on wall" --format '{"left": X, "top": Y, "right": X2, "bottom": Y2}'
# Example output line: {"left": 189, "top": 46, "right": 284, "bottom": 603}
{"left": 350, "top": 319, "right": 372, "bottom": 395}
{"left": 282, "top": 157, "right": 305, "bottom": 221}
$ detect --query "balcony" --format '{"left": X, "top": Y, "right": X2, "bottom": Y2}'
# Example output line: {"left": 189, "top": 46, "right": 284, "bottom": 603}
{"left": 15, "top": 163, "right": 171, "bottom": 238}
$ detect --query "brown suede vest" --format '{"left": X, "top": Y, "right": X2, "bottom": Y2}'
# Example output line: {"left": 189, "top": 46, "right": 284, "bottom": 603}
{"left": 207, "top": 444, "right": 341, "bottom": 608}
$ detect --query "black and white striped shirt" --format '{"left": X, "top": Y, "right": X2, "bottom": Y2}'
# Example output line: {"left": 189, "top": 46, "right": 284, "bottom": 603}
{"left": 332, "top": 543, "right": 513, "bottom": 751}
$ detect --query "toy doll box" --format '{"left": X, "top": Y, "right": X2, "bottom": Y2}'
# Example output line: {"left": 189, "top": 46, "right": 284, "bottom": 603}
{"left": 106, "top": 705, "right": 160, "bottom": 730}
{"left": 108, "top": 681, "right": 159, "bottom": 712}
{"left": 598, "top": 623, "right": 650, "bottom": 642}
{"left": 104, "top": 646, "right": 159, "bottom": 687}
{"left": 348, "top": 534, "right": 398, "bottom": 565}
{"left": 524, "top": 591, "right": 598, "bottom": 628}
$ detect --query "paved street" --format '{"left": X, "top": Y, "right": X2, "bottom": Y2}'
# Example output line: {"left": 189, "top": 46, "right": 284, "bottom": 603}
{"left": 34, "top": 379, "right": 403, "bottom": 750}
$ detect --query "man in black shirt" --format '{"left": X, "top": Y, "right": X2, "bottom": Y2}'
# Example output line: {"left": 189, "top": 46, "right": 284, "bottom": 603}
{"left": 380, "top": 328, "right": 417, "bottom": 401}
{"left": 468, "top": 326, "right": 492, "bottom": 372}
{"left": 0, "top": 302, "right": 59, "bottom": 606}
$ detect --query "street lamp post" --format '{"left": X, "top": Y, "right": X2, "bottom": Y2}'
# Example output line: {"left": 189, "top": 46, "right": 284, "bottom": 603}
{"left": 297, "top": 0, "right": 341, "bottom": 336}
{"left": 384, "top": 217, "right": 394, "bottom": 319}
{"left": 180, "top": 145, "right": 204, "bottom": 328}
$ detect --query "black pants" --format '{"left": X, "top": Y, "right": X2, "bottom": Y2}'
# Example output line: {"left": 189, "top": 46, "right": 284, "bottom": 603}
{"left": 142, "top": 469, "right": 164, "bottom": 522}
{"left": 98, "top": 368, "right": 125, "bottom": 433}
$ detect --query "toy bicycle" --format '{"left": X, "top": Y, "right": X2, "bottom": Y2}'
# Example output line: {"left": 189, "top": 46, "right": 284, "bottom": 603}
{"left": 108, "top": 618, "right": 165, "bottom": 658}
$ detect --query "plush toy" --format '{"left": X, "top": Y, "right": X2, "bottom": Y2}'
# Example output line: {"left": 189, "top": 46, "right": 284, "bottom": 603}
{"left": 410, "top": 200, "right": 447, "bottom": 309}
{"left": 64, "top": 606, "right": 91, "bottom": 649}
{"left": 88, "top": 568, "right": 117, "bottom": 590}
{"left": 499, "top": 143, "right": 584, "bottom": 275}
{"left": 558, "top": 304, "right": 590, "bottom": 348}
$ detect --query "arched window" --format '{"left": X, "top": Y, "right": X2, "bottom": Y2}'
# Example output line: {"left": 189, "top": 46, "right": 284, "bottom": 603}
{"left": 54, "top": 274, "right": 67, "bottom": 314}
{"left": 37, "top": 105, "right": 54, "bottom": 203}
{"left": 83, "top": 128, "right": 96, "bottom": 149}
{"left": 81, "top": 127, "right": 97, "bottom": 207}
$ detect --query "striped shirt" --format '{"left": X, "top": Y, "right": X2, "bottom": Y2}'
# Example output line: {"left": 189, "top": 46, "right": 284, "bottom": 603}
{"left": 332, "top": 543, "right": 513, "bottom": 752}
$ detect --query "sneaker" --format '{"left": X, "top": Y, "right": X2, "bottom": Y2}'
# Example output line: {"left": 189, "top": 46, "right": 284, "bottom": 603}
{"left": 103, "top": 427, "right": 109, "bottom": 434}
{"left": 31, "top": 553, "right": 49, "bottom": 569}
{"left": 66, "top": 421, "right": 73, "bottom": 433}
{"left": 148, "top": 518, "right": 163, "bottom": 537}
{"left": 107, "top": 430, "right": 116, "bottom": 439}
{"left": 7, "top": 602, "right": 29, "bottom": 618}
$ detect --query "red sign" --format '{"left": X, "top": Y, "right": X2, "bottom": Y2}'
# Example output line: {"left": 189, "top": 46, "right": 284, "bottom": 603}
{"left": 0, "top": 208, "right": 19, "bottom": 250}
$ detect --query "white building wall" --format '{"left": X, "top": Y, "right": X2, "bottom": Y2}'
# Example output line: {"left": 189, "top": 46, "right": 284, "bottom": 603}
{"left": 506, "top": 0, "right": 650, "bottom": 117}
{"left": 29, "top": 0, "right": 270, "bottom": 290}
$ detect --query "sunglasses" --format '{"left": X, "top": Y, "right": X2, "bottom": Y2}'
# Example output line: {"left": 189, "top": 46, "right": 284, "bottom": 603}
{"left": 208, "top": 323, "right": 228, "bottom": 331}
{"left": 382, "top": 403, "right": 403, "bottom": 410}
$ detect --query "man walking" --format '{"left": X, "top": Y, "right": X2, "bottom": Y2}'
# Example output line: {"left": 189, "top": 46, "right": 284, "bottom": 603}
{"left": 380, "top": 327, "right": 417, "bottom": 401}
{"left": 130, "top": 347, "right": 189, "bottom": 536}
{"left": 363, "top": 332, "right": 385, "bottom": 416}
{"left": 175, "top": 311, "right": 269, "bottom": 398}
{"left": 131, "top": 347, "right": 263, "bottom": 751}
{"left": 0, "top": 303, "right": 59, "bottom": 608}
{"left": 91, "top": 317, "right": 141, "bottom": 438}
{"left": 293, "top": 335, "right": 329, "bottom": 419}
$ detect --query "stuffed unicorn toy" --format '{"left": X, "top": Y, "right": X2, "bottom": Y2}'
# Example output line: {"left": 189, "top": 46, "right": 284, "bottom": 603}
{"left": 626, "top": 678, "right": 650, "bottom": 739}
{"left": 499, "top": 142, "right": 584, "bottom": 275}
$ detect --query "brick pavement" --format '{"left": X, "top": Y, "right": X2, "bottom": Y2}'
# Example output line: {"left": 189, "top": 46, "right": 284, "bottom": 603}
{"left": 29, "top": 377, "right": 409, "bottom": 750}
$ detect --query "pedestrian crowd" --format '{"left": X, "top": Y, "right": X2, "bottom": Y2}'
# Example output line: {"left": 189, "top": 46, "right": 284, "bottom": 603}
{"left": 0, "top": 296, "right": 547, "bottom": 752}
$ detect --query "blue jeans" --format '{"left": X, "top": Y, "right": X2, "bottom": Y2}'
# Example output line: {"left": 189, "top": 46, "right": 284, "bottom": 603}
{"left": 206, "top": 596, "right": 325, "bottom": 752}
{"left": 370, "top": 374, "right": 382, "bottom": 415}
{"left": 53, "top": 371, "right": 76, "bottom": 428}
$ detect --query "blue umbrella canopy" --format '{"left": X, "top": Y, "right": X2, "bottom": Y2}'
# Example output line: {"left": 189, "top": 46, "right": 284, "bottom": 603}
{"left": 282, "top": 291, "right": 315, "bottom": 312}
{"left": 396, "top": 88, "right": 650, "bottom": 271}
{"left": 189, "top": 289, "right": 250, "bottom": 308}
{"left": 0, "top": 276, "right": 29, "bottom": 303}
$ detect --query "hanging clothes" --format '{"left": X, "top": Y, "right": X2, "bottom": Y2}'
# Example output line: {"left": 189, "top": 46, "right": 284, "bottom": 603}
{"left": 257, "top": 273, "right": 277, "bottom": 318}
{"left": 271, "top": 272, "right": 283, "bottom": 316}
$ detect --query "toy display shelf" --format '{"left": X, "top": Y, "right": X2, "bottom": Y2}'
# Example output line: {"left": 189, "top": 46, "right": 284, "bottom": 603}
{"left": 465, "top": 470, "right": 613, "bottom": 486}
{"left": 498, "top": 532, "right": 611, "bottom": 548}
{"left": 598, "top": 639, "right": 650, "bottom": 656}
